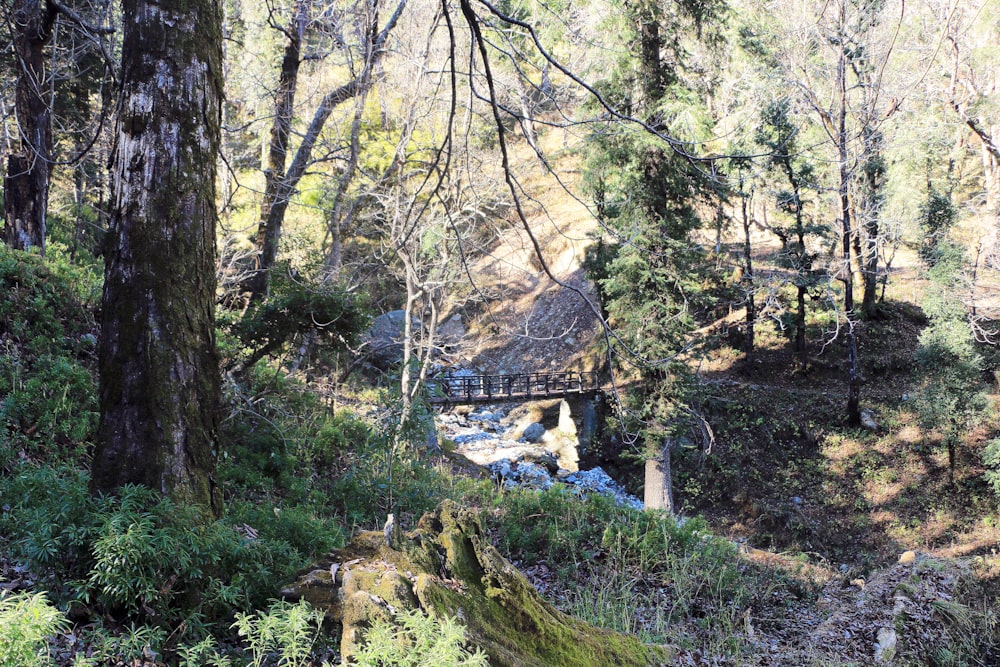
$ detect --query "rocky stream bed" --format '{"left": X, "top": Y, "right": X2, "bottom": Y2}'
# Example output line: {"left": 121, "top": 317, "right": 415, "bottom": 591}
{"left": 435, "top": 403, "right": 643, "bottom": 510}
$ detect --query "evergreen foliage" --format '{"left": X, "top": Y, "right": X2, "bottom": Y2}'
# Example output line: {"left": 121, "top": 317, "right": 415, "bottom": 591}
{"left": 352, "top": 609, "right": 489, "bottom": 667}
{"left": 0, "top": 468, "right": 340, "bottom": 628}
{"left": 228, "top": 269, "right": 371, "bottom": 373}
{"left": 0, "top": 591, "right": 67, "bottom": 667}
{"left": 918, "top": 187, "right": 958, "bottom": 266}
{"left": 912, "top": 207, "right": 991, "bottom": 484}
{"left": 582, "top": 0, "right": 723, "bottom": 460}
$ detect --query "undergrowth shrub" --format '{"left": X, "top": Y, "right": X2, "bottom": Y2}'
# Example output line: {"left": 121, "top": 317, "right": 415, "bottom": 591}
{"left": 221, "top": 367, "right": 457, "bottom": 530}
{"left": 227, "top": 269, "right": 370, "bottom": 373}
{"left": 352, "top": 609, "right": 488, "bottom": 667}
{"left": 984, "top": 438, "right": 1000, "bottom": 498}
{"left": 220, "top": 367, "right": 363, "bottom": 501}
{"left": 0, "top": 466, "right": 340, "bottom": 630}
{"left": 84, "top": 622, "right": 167, "bottom": 665}
{"left": 232, "top": 599, "right": 328, "bottom": 667}
{"left": 0, "top": 591, "right": 67, "bottom": 667}
{"left": 325, "top": 431, "right": 451, "bottom": 528}
{"left": 0, "top": 247, "right": 97, "bottom": 465}
{"left": 176, "top": 635, "right": 232, "bottom": 667}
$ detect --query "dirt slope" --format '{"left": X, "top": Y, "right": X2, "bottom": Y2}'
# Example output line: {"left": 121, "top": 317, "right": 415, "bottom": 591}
{"left": 444, "top": 138, "right": 606, "bottom": 376}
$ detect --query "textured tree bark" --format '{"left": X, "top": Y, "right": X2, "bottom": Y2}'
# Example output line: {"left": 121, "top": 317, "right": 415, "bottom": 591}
{"left": 739, "top": 185, "right": 755, "bottom": 359}
{"left": 91, "top": 0, "right": 224, "bottom": 515}
{"left": 3, "top": 0, "right": 56, "bottom": 254}
{"left": 644, "top": 440, "right": 674, "bottom": 514}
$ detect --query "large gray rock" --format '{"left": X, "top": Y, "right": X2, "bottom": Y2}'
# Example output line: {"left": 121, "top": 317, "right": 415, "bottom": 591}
{"left": 437, "top": 313, "right": 466, "bottom": 349}
{"left": 364, "top": 310, "right": 421, "bottom": 370}
{"left": 521, "top": 422, "right": 546, "bottom": 443}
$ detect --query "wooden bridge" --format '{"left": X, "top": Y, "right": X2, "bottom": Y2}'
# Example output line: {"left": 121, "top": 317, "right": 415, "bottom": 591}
{"left": 426, "top": 371, "right": 600, "bottom": 405}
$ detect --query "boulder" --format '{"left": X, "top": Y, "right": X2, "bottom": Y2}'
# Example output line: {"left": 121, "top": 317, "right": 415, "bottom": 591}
{"left": 281, "top": 501, "right": 671, "bottom": 666}
{"left": 521, "top": 422, "right": 546, "bottom": 443}
{"left": 364, "top": 310, "right": 421, "bottom": 370}
{"left": 437, "top": 313, "right": 467, "bottom": 349}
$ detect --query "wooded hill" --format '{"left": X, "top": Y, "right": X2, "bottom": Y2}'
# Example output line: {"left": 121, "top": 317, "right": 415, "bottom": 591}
{"left": 1, "top": 0, "right": 999, "bottom": 664}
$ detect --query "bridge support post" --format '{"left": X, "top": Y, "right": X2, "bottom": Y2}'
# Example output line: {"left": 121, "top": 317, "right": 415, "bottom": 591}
{"left": 560, "top": 396, "right": 600, "bottom": 456}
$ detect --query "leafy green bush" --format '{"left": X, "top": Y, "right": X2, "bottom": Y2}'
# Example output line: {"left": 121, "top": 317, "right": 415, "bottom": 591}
{"left": 352, "top": 609, "right": 488, "bottom": 667}
{"left": 0, "top": 466, "right": 340, "bottom": 627}
{"left": 176, "top": 635, "right": 232, "bottom": 667}
{"left": 84, "top": 622, "right": 167, "bottom": 665}
{"left": 227, "top": 501, "right": 344, "bottom": 560}
{"left": 0, "top": 591, "right": 68, "bottom": 667}
{"left": 220, "top": 366, "right": 453, "bottom": 530}
{"left": 1, "top": 353, "right": 97, "bottom": 447}
{"left": 232, "top": 599, "right": 328, "bottom": 667}
{"left": 0, "top": 247, "right": 97, "bottom": 464}
{"left": 325, "top": 432, "right": 451, "bottom": 528}
{"left": 229, "top": 271, "right": 370, "bottom": 373}
{"left": 311, "top": 410, "right": 373, "bottom": 467}
{"left": 913, "top": 239, "right": 993, "bottom": 483}
{"left": 0, "top": 466, "right": 96, "bottom": 581}
{"left": 984, "top": 439, "right": 1000, "bottom": 498}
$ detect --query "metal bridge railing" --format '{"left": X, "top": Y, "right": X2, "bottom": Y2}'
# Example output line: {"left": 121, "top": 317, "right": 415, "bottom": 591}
{"left": 426, "top": 371, "right": 599, "bottom": 404}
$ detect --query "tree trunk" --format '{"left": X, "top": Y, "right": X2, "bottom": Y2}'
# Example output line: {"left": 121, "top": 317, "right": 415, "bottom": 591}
{"left": 91, "top": 0, "right": 224, "bottom": 515}
{"left": 245, "top": 0, "right": 407, "bottom": 302}
{"left": 644, "top": 439, "right": 674, "bottom": 514}
{"left": 3, "top": 0, "right": 56, "bottom": 254}
{"left": 858, "top": 132, "right": 885, "bottom": 318}
{"left": 635, "top": 2, "right": 664, "bottom": 108}
{"left": 245, "top": 0, "right": 305, "bottom": 302}
{"left": 740, "top": 184, "right": 755, "bottom": 359}
{"left": 837, "top": 41, "right": 861, "bottom": 427}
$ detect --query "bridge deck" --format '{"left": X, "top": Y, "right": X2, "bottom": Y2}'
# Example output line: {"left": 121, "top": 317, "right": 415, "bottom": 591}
{"left": 426, "top": 371, "right": 599, "bottom": 405}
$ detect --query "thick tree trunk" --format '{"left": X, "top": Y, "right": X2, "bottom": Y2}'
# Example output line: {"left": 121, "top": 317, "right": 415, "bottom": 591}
{"left": 91, "top": 0, "right": 224, "bottom": 514}
{"left": 3, "top": 0, "right": 56, "bottom": 254}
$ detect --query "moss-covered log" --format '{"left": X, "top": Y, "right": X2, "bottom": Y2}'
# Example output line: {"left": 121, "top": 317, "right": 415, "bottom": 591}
{"left": 91, "top": 0, "right": 224, "bottom": 514}
{"left": 282, "top": 501, "right": 672, "bottom": 666}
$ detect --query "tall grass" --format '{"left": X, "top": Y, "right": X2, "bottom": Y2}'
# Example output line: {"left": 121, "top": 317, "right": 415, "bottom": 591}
{"left": 483, "top": 485, "right": 801, "bottom": 655}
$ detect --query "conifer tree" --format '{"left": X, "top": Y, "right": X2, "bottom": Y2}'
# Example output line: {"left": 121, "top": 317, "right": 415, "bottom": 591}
{"left": 583, "top": 0, "right": 725, "bottom": 512}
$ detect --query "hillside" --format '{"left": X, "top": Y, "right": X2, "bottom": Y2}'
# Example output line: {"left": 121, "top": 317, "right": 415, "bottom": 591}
{"left": 425, "top": 125, "right": 1000, "bottom": 663}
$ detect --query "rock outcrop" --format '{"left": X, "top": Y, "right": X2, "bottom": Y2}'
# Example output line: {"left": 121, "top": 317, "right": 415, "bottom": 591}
{"left": 281, "top": 500, "right": 671, "bottom": 666}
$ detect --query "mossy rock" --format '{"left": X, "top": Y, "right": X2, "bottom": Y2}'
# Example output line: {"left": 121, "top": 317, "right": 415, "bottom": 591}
{"left": 281, "top": 500, "right": 671, "bottom": 666}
